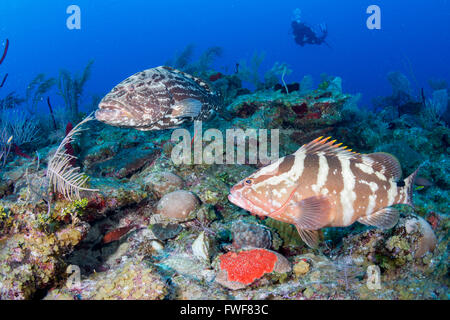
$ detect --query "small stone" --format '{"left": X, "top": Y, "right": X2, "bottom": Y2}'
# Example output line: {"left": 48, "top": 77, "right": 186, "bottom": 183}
{"left": 303, "top": 287, "right": 315, "bottom": 299}
{"left": 143, "top": 172, "right": 184, "bottom": 197}
{"left": 150, "top": 240, "right": 164, "bottom": 252}
{"left": 200, "top": 269, "right": 215, "bottom": 283}
{"left": 106, "top": 242, "right": 130, "bottom": 267}
{"left": 231, "top": 220, "right": 272, "bottom": 250}
{"left": 293, "top": 260, "right": 310, "bottom": 276}
{"left": 156, "top": 190, "right": 200, "bottom": 222}
{"left": 151, "top": 223, "right": 183, "bottom": 241}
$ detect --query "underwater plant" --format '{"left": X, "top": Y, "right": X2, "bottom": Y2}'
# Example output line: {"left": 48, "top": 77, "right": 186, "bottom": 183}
{"left": 25, "top": 73, "right": 56, "bottom": 114}
{"left": 165, "top": 43, "right": 196, "bottom": 70}
{"left": 264, "top": 62, "right": 292, "bottom": 92}
{"left": 0, "top": 92, "right": 24, "bottom": 110}
{"left": 0, "top": 106, "right": 39, "bottom": 146}
{"left": 0, "top": 127, "right": 13, "bottom": 167}
{"left": 184, "top": 46, "right": 223, "bottom": 76}
{"left": 428, "top": 78, "right": 448, "bottom": 91}
{"left": 0, "top": 38, "right": 8, "bottom": 65}
{"left": 0, "top": 39, "right": 9, "bottom": 89}
{"left": 388, "top": 71, "right": 413, "bottom": 99}
{"left": 57, "top": 60, "right": 94, "bottom": 122}
{"left": 46, "top": 114, "right": 98, "bottom": 201}
{"left": 166, "top": 44, "right": 223, "bottom": 77}
{"left": 236, "top": 51, "right": 266, "bottom": 90}
{"left": 0, "top": 100, "right": 38, "bottom": 167}
{"left": 423, "top": 98, "right": 444, "bottom": 124}
{"left": 300, "top": 75, "right": 314, "bottom": 92}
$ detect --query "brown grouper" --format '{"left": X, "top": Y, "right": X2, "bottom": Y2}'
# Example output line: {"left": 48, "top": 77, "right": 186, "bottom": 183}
{"left": 95, "top": 66, "right": 221, "bottom": 131}
{"left": 228, "top": 136, "right": 420, "bottom": 248}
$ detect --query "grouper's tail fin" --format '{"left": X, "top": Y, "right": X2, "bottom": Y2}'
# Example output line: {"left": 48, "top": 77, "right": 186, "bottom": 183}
{"left": 404, "top": 165, "right": 422, "bottom": 208}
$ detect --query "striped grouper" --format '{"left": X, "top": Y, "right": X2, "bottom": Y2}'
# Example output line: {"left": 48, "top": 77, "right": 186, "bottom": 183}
{"left": 95, "top": 66, "right": 221, "bottom": 131}
{"left": 228, "top": 136, "right": 420, "bottom": 248}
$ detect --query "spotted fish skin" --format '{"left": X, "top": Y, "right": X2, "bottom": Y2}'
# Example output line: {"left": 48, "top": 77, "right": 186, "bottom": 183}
{"left": 95, "top": 66, "right": 221, "bottom": 131}
{"left": 228, "top": 136, "right": 420, "bottom": 248}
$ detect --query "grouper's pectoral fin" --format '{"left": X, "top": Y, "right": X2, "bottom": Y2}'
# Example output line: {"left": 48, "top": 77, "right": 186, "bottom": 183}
{"left": 171, "top": 98, "right": 203, "bottom": 119}
{"left": 136, "top": 124, "right": 180, "bottom": 131}
{"left": 295, "top": 227, "right": 320, "bottom": 249}
{"left": 357, "top": 207, "right": 399, "bottom": 229}
{"left": 288, "top": 195, "right": 332, "bottom": 230}
{"left": 136, "top": 127, "right": 155, "bottom": 131}
{"left": 288, "top": 195, "right": 332, "bottom": 249}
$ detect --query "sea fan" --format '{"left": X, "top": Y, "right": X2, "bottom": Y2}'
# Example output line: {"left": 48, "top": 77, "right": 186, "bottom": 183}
{"left": 46, "top": 114, "right": 98, "bottom": 201}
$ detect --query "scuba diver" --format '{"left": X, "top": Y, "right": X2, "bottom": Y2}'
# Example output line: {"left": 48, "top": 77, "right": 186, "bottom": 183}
{"left": 291, "top": 9, "right": 330, "bottom": 48}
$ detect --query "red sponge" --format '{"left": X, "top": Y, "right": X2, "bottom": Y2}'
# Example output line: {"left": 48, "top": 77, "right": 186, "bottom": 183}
{"left": 219, "top": 249, "right": 278, "bottom": 285}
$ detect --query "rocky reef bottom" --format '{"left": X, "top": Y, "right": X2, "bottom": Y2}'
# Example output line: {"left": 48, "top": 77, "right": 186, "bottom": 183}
{"left": 0, "top": 86, "right": 448, "bottom": 300}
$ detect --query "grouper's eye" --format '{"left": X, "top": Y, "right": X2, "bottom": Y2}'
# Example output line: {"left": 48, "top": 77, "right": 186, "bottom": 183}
{"left": 244, "top": 179, "right": 254, "bottom": 186}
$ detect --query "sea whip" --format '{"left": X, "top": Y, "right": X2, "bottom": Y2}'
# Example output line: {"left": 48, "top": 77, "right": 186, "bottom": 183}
{"left": 0, "top": 39, "right": 9, "bottom": 65}
{"left": 47, "top": 97, "right": 58, "bottom": 130}
{"left": 0, "top": 39, "right": 9, "bottom": 89}
{"left": 12, "top": 144, "right": 32, "bottom": 159}
{"left": 65, "top": 122, "right": 77, "bottom": 167}
{"left": 0, "top": 73, "right": 7, "bottom": 88}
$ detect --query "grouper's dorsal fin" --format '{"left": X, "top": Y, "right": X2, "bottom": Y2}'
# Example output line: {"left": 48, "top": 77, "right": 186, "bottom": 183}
{"left": 364, "top": 152, "right": 402, "bottom": 181}
{"left": 297, "top": 136, "right": 360, "bottom": 160}
{"left": 298, "top": 137, "right": 403, "bottom": 181}
{"left": 161, "top": 66, "right": 214, "bottom": 94}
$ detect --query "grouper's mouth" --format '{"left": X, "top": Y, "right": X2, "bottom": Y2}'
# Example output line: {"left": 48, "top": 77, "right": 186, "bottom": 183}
{"left": 95, "top": 103, "right": 135, "bottom": 125}
{"left": 227, "top": 193, "right": 246, "bottom": 208}
{"left": 228, "top": 192, "right": 269, "bottom": 217}
{"left": 95, "top": 108, "right": 118, "bottom": 120}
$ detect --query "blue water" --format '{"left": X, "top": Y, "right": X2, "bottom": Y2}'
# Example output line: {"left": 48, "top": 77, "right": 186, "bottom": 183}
{"left": 1, "top": 0, "right": 449, "bottom": 109}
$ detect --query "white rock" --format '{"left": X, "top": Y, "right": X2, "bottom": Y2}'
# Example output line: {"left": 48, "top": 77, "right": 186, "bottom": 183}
{"left": 151, "top": 240, "right": 164, "bottom": 252}
{"left": 192, "top": 231, "right": 210, "bottom": 263}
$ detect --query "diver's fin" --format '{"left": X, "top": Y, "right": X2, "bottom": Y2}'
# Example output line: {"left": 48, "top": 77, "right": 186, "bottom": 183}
{"left": 357, "top": 207, "right": 399, "bottom": 229}
{"left": 289, "top": 195, "right": 331, "bottom": 230}
{"left": 295, "top": 226, "right": 320, "bottom": 249}
{"left": 172, "top": 98, "right": 203, "bottom": 119}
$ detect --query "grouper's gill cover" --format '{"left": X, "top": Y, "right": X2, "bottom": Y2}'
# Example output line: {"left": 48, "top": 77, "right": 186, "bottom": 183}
{"left": 95, "top": 66, "right": 221, "bottom": 131}
{"left": 228, "top": 136, "right": 421, "bottom": 248}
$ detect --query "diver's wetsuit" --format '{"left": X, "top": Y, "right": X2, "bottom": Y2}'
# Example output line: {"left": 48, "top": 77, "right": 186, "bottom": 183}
{"left": 292, "top": 21, "right": 328, "bottom": 46}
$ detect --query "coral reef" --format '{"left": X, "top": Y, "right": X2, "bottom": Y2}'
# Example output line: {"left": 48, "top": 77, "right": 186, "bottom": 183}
{"left": 0, "top": 59, "right": 448, "bottom": 300}
{"left": 44, "top": 261, "right": 168, "bottom": 300}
